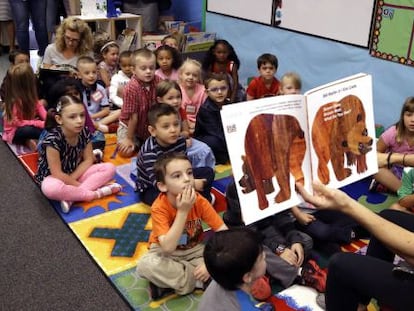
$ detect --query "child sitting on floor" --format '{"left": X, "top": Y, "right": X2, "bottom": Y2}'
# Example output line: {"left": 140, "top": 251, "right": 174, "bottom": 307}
{"left": 199, "top": 228, "right": 272, "bottom": 311}
{"left": 246, "top": 53, "right": 280, "bottom": 100}
{"left": 2, "top": 63, "right": 47, "bottom": 151}
{"left": 117, "top": 48, "right": 161, "bottom": 157}
{"left": 156, "top": 80, "right": 216, "bottom": 169}
{"left": 135, "top": 103, "right": 215, "bottom": 206}
{"left": 136, "top": 152, "right": 227, "bottom": 300}
{"left": 194, "top": 73, "right": 231, "bottom": 164}
{"left": 35, "top": 95, "right": 122, "bottom": 213}
{"left": 224, "top": 180, "right": 327, "bottom": 295}
{"left": 77, "top": 56, "right": 119, "bottom": 133}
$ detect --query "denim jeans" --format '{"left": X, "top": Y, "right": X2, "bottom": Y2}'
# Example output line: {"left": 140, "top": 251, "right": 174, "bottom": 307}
{"left": 8, "top": 0, "right": 48, "bottom": 55}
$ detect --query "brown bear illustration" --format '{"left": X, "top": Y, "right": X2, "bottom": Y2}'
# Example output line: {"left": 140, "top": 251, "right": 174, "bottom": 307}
{"left": 311, "top": 94, "right": 373, "bottom": 184}
{"left": 239, "top": 114, "right": 306, "bottom": 210}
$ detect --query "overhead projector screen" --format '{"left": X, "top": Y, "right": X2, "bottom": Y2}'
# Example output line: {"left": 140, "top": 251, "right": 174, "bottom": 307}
{"left": 207, "top": 0, "right": 375, "bottom": 47}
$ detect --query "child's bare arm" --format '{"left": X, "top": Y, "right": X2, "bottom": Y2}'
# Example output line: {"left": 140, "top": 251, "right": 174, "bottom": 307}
{"left": 158, "top": 185, "right": 196, "bottom": 253}
{"left": 399, "top": 194, "right": 414, "bottom": 209}
{"left": 91, "top": 107, "right": 110, "bottom": 121}
{"left": 69, "top": 142, "right": 95, "bottom": 181}
{"left": 291, "top": 205, "right": 315, "bottom": 225}
{"left": 46, "top": 147, "right": 81, "bottom": 186}
{"left": 118, "top": 113, "right": 137, "bottom": 154}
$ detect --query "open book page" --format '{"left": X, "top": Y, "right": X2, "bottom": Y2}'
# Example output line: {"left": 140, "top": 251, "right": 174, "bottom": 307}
{"left": 221, "top": 94, "right": 313, "bottom": 225}
{"left": 305, "top": 73, "right": 378, "bottom": 189}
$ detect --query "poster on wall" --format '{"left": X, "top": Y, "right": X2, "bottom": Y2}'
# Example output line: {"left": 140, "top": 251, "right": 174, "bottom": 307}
{"left": 370, "top": 0, "right": 414, "bottom": 66}
{"left": 207, "top": 0, "right": 375, "bottom": 47}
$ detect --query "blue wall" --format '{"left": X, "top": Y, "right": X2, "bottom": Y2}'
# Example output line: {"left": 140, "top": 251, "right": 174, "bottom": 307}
{"left": 162, "top": 1, "right": 203, "bottom": 23}
{"left": 205, "top": 12, "right": 414, "bottom": 128}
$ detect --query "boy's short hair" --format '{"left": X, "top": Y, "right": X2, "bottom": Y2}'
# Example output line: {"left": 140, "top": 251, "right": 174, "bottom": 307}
{"left": 131, "top": 48, "right": 155, "bottom": 66}
{"left": 148, "top": 103, "right": 179, "bottom": 127}
{"left": 76, "top": 55, "right": 96, "bottom": 68}
{"left": 119, "top": 50, "right": 133, "bottom": 61}
{"left": 204, "top": 72, "right": 229, "bottom": 89}
{"left": 204, "top": 228, "right": 263, "bottom": 290}
{"left": 154, "top": 151, "right": 189, "bottom": 183}
{"left": 9, "top": 49, "right": 30, "bottom": 64}
{"left": 257, "top": 53, "right": 278, "bottom": 69}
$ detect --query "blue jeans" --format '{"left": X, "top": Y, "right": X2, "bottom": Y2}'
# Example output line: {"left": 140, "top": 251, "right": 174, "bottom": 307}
{"left": 9, "top": 0, "right": 48, "bottom": 55}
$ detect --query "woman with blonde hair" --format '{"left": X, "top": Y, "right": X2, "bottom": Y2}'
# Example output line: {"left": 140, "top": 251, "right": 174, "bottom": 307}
{"left": 42, "top": 16, "right": 93, "bottom": 69}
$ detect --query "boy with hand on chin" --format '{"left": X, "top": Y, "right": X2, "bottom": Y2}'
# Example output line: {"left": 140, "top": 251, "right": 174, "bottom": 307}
{"left": 136, "top": 103, "right": 215, "bottom": 206}
{"left": 136, "top": 152, "right": 227, "bottom": 300}
{"left": 117, "top": 48, "right": 161, "bottom": 157}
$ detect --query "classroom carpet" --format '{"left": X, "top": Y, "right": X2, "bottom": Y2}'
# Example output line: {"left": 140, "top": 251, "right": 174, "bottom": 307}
{"left": 8, "top": 133, "right": 394, "bottom": 311}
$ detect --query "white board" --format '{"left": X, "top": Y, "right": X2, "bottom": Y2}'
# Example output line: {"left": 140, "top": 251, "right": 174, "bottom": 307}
{"left": 207, "top": 0, "right": 375, "bottom": 47}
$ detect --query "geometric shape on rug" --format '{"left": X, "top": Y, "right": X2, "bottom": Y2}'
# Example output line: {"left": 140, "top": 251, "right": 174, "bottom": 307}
{"left": 214, "top": 163, "right": 232, "bottom": 180}
{"left": 358, "top": 194, "right": 399, "bottom": 214}
{"left": 59, "top": 173, "right": 139, "bottom": 223}
{"left": 110, "top": 267, "right": 203, "bottom": 311}
{"left": 69, "top": 203, "right": 151, "bottom": 276}
{"left": 90, "top": 212, "right": 151, "bottom": 257}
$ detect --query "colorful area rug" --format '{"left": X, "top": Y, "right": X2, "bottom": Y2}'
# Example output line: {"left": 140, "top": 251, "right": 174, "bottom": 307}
{"left": 7, "top": 133, "right": 393, "bottom": 311}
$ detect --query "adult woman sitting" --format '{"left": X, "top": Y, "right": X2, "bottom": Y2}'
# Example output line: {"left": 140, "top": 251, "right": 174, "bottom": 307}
{"left": 297, "top": 181, "right": 414, "bottom": 311}
{"left": 42, "top": 16, "right": 93, "bottom": 69}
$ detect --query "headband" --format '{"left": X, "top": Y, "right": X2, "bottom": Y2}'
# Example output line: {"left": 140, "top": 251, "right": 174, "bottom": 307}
{"left": 100, "top": 41, "right": 118, "bottom": 53}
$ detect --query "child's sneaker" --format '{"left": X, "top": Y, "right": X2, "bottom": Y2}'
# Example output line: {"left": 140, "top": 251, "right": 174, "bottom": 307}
{"left": 93, "top": 148, "right": 103, "bottom": 163}
{"left": 96, "top": 183, "right": 122, "bottom": 198}
{"left": 148, "top": 282, "right": 174, "bottom": 300}
{"left": 251, "top": 275, "right": 272, "bottom": 301}
{"left": 60, "top": 200, "right": 72, "bottom": 213}
{"left": 299, "top": 260, "right": 327, "bottom": 293}
{"left": 210, "top": 192, "right": 216, "bottom": 206}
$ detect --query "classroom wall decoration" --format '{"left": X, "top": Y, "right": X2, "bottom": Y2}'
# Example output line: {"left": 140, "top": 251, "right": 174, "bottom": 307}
{"left": 370, "top": 0, "right": 414, "bottom": 66}
{"left": 207, "top": 0, "right": 375, "bottom": 47}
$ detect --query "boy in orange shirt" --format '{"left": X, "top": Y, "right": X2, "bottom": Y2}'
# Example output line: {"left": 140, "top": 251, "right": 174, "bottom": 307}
{"left": 136, "top": 152, "right": 228, "bottom": 300}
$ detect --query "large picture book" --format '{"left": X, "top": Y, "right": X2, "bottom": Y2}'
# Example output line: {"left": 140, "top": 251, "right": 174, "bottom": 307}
{"left": 221, "top": 73, "right": 377, "bottom": 224}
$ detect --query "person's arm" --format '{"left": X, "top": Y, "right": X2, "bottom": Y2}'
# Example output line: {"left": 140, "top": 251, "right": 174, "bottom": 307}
{"left": 69, "top": 142, "right": 94, "bottom": 181}
{"left": 91, "top": 106, "right": 110, "bottom": 120}
{"left": 118, "top": 112, "right": 137, "bottom": 154}
{"left": 109, "top": 75, "right": 124, "bottom": 108}
{"left": 398, "top": 169, "right": 414, "bottom": 207}
{"left": 99, "top": 67, "right": 111, "bottom": 88}
{"left": 158, "top": 185, "right": 196, "bottom": 254}
{"left": 291, "top": 205, "right": 315, "bottom": 225}
{"left": 230, "top": 64, "right": 239, "bottom": 102}
{"left": 377, "top": 134, "right": 414, "bottom": 167}
{"left": 46, "top": 146, "right": 81, "bottom": 186}
{"left": 296, "top": 181, "right": 414, "bottom": 265}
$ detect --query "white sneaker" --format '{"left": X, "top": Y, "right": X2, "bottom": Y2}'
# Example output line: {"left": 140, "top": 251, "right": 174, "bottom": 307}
{"left": 93, "top": 149, "right": 103, "bottom": 163}
{"left": 60, "top": 201, "right": 72, "bottom": 213}
{"left": 210, "top": 192, "right": 216, "bottom": 206}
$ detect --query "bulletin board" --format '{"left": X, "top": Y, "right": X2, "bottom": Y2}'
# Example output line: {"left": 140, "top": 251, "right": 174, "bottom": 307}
{"left": 370, "top": 0, "right": 414, "bottom": 66}
{"left": 206, "top": 0, "right": 376, "bottom": 47}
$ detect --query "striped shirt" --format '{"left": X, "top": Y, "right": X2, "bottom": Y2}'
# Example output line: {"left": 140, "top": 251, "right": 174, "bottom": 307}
{"left": 136, "top": 136, "right": 186, "bottom": 192}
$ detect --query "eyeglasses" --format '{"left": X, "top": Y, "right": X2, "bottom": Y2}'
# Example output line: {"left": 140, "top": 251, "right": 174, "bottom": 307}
{"left": 64, "top": 35, "right": 80, "bottom": 43}
{"left": 207, "top": 86, "right": 228, "bottom": 93}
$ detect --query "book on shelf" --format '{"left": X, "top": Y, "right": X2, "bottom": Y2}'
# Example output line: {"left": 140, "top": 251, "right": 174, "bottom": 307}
{"left": 142, "top": 33, "right": 167, "bottom": 51}
{"left": 182, "top": 32, "right": 216, "bottom": 52}
{"left": 117, "top": 28, "right": 137, "bottom": 52}
{"left": 220, "top": 73, "right": 377, "bottom": 225}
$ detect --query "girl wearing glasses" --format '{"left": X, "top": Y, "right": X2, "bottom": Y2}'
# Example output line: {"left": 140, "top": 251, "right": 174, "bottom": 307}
{"left": 42, "top": 16, "right": 93, "bottom": 70}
